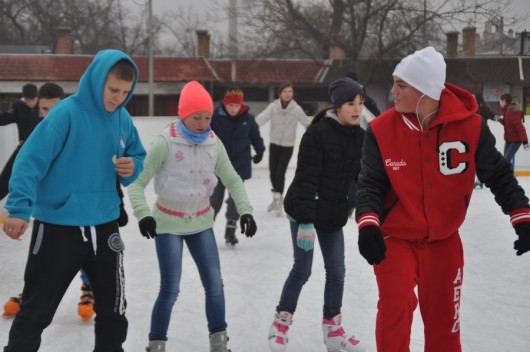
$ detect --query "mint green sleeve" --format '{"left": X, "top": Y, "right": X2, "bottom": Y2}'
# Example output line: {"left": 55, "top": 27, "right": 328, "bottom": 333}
{"left": 215, "top": 140, "right": 253, "bottom": 215}
{"left": 127, "top": 135, "right": 169, "bottom": 221}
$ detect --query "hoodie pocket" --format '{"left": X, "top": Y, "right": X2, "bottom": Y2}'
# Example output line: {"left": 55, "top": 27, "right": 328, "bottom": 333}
{"left": 53, "top": 191, "right": 120, "bottom": 223}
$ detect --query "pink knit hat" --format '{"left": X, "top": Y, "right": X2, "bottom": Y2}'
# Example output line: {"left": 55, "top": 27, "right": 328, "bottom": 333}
{"left": 178, "top": 81, "right": 214, "bottom": 119}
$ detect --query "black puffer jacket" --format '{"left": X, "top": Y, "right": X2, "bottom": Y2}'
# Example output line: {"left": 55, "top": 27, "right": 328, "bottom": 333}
{"left": 284, "top": 113, "right": 364, "bottom": 231}
{"left": 0, "top": 100, "right": 41, "bottom": 142}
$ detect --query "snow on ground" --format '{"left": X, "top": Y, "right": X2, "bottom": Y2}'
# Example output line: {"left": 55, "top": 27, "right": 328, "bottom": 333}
{"left": 1, "top": 168, "right": 530, "bottom": 351}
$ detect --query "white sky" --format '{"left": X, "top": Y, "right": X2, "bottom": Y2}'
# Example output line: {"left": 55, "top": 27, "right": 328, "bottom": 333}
{"left": 137, "top": 0, "right": 530, "bottom": 36}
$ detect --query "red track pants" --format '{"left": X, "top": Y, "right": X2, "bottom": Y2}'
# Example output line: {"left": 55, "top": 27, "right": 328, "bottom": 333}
{"left": 373, "top": 233, "right": 464, "bottom": 352}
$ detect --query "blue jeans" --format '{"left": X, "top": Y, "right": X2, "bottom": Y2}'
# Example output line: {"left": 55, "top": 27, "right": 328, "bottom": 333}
{"left": 276, "top": 221, "right": 346, "bottom": 319}
{"left": 149, "top": 230, "right": 226, "bottom": 341}
{"left": 504, "top": 142, "right": 522, "bottom": 170}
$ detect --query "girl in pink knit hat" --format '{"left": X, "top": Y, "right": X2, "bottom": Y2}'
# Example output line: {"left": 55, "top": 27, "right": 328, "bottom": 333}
{"left": 128, "top": 81, "right": 258, "bottom": 352}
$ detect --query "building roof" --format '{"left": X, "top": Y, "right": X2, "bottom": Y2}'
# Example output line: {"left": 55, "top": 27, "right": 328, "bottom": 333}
{"left": 0, "top": 54, "right": 324, "bottom": 85}
{"left": 209, "top": 59, "right": 324, "bottom": 84}
{"left": 133, "top": 56, "right": 218, "bottom": 82}
{"left": 0, "top": 55, "right": 91, "bottom": 81}
{"left": 323, "top": 56, "right": 530, "bottom": 87}
{"left": 1, "top": 53, "right": 529, "bottom": 94}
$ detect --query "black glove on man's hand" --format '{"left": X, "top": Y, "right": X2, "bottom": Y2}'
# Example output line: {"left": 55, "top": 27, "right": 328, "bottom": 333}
{"left": 514, "top": 222, "right": 530, "bottom": 256}
{"left": 139, "top": 216, "right": 157, "bottom": 239}
{"left": 253, "top": 151, "right": 264, "bottom": 164}
{"left": 240, "top": 214, "right": 257, "bottom": 237}
{"left": 358, "top": 225, "right": 386, "bottom": 265}
{"left": 117, "top": 204, "right": 129, "bottom": 227}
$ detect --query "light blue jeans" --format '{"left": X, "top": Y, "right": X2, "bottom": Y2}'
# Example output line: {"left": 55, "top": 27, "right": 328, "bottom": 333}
{"left": 149, "top": 229, "right": 226, "bottom": 341}
{"left": 504, "top": 142, "right": 522, "bottom": 170}
{"left": 276, "top": 221, "right": 346, "bottom": 319}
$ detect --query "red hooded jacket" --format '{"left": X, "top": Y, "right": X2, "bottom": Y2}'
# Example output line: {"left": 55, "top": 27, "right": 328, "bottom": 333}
{"left": 356, "top": 83, "right": 529, "bottom": 241}
{"left": 500, "top": 102, "right": 527, "bottom": 143}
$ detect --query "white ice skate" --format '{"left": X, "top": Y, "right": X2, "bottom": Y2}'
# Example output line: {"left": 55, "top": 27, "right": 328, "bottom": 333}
{"left": 268, "top": 311, "right": 293, "bottom": 352}
{"left": 145, "top": 340, "right": 165, "bottom": 352}
{"left": 209, "top": 330, "right": 231, "bottom": 352}
{"left": 267, "top": 192, "right": 283, "bottom": 217}
{"left": 322, "top": 314, "right": 366, "bottom": 352}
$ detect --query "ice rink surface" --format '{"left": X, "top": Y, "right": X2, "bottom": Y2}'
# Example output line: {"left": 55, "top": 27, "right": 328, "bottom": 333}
{"left": 1, "top": 166, "right": 530, "bottom": 351}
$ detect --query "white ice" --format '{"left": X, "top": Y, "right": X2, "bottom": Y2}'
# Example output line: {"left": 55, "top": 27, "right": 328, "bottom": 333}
{"left": 1, "top": 118, "right": 530, "bottom": 351}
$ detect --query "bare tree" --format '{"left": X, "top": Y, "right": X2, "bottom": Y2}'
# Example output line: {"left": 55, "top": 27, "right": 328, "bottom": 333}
{"left": 237, "top": 0, "right": 522, "bottom": 64}
{"left": 160, "top": 2, "right": 228, "bottom": 58}
{"left": 0, "top": 0, "right": 164, "bottom": 55}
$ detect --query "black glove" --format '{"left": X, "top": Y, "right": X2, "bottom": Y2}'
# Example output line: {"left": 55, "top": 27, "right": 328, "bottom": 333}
{"left": 514, "top": 222, "right": 530, "bottom": 256}
{"left": 358, "top": 225, "right": 386, "bottom": 265}
{"left": 253, "top": 151, "right": 263, "bottom": 164}
{"left": 117, "top": 204, "right": 129, "bottom": 227}
{"left": 240, "top": 214, "right": 257, "bottom": 237}
{"left": 139, "top": 216, "right": 157, "bottom": 239}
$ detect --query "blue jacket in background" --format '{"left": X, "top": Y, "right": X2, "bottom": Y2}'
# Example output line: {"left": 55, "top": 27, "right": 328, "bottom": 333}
{"left": 6, "top": 49, "right": 146, "bottom": 225}
{"left": 211, "top": 105, "right": 265, "bottom": 180}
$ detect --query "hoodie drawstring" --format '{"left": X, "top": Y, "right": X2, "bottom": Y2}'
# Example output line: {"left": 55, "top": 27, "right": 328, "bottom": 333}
{"left": 79, "top": 226, "right": 98, "bottom": 255}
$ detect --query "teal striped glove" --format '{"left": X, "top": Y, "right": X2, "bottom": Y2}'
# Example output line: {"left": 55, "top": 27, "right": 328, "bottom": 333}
{"left": 297, "top": 223, "right": 316, "bottom": 251}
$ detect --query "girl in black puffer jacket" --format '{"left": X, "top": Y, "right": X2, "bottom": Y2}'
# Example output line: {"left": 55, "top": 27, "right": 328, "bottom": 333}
{"left": 268, "top": 77, "right": 366, "bottom": 352}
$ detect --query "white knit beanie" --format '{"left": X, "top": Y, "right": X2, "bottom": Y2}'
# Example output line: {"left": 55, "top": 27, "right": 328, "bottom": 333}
{"left": 393, "top": 46, "right": 446, "bottom": 101}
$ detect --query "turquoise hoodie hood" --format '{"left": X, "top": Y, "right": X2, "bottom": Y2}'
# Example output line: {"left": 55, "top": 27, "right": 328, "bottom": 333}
{"left": 6, "top": 49, "right": 146, "bottom": 225}
{"left": 74, "top": 49, "right": 138, "bottom": 115}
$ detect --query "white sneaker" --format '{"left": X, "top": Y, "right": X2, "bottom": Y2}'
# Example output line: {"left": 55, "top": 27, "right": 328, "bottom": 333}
{"left": 268, "top": 311, "right": 293, "bottom": 352}
{"left": 322, "top": 314, "right": 366, "bottom": 352}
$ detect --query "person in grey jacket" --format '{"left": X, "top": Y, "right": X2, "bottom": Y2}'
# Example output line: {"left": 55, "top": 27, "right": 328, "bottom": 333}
{"left": 256, "top": 82, "right": 311, "bottom": 216}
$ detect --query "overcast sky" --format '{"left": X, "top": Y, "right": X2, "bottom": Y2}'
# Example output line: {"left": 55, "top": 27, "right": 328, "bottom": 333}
{"left": 129, "top": 0, "right": 530, "bottom": 45}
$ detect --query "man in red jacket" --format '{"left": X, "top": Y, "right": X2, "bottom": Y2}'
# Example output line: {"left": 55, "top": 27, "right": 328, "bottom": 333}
{"left": 355, "top": 46, "right": 530, "bottom": 352}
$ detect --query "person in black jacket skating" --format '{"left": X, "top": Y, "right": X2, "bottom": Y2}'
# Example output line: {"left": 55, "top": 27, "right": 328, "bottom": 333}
{"left": 210, "top": 88, "right": 265, "bottom": 246}
{"left": 268, "top": 77, "right": 366, "bottom": 352}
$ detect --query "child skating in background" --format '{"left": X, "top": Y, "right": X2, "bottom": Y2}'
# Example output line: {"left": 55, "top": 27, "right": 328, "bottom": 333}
{"left": 268, "top": 77, "right": 366, "bottom": 352}
{"left": 256, "top": 82, "right": 311, "bottom": 216}
{"left": 210, "top": 88, "right": 265, "bottom": 246}
{"left": 2, "top": 83, "right": 129, "bottom": 322}
{"left": 128, "top": 81, "right": 257, "bottom": 352}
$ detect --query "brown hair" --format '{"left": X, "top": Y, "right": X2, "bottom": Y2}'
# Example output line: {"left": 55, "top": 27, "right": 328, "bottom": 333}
{"left": 500, "top": 93, "right": 513, "bottom": 105}
{"left": 278, "top": 82, "right": 293, "bottom": 96}
{"left": 309, "top": 106, "right": 334, "bottom": 127}
{"left": 109, "top": 59, "right": 136, "bottom": 82}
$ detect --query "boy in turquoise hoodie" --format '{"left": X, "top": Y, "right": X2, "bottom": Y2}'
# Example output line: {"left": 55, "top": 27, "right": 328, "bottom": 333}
{"left": 2, "top": 49, "right": 146, "bottom": 352}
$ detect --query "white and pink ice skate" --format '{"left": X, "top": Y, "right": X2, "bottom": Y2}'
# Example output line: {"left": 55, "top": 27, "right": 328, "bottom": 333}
{"left": 268, "top": 311, "right": 293, "bottom": 352}
{"left": 322, "top": 313, "right": 366, "bottom": 352}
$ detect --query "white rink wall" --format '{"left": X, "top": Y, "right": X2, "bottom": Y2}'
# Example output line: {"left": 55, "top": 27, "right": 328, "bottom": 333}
{"left": 1, "top": 115, "right": 530, "bottom": 172}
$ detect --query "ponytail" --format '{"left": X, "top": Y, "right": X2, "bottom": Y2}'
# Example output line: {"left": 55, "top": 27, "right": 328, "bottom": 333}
{"left": 309, "top": 106, "right": 334, "bottom": 127}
